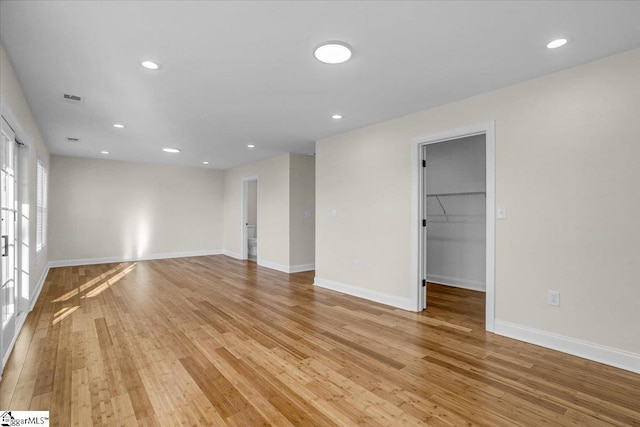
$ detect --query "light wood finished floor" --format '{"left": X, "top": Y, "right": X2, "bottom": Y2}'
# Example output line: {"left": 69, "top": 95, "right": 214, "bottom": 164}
{"left": 1, "top": 256, "right": 639, "bottom": 426}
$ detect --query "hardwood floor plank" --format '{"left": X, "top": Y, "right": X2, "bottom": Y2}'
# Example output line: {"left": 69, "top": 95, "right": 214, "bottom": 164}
{"left": 0, "top": 257, "right": 638, "bottom": 426}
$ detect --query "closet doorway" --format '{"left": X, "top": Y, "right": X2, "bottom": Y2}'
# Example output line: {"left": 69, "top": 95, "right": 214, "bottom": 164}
{"left": 413, "top": 122, "right": 495, "bottom": 331}
{"left": 241, "top": 177, "right": 258, "bottom": 262}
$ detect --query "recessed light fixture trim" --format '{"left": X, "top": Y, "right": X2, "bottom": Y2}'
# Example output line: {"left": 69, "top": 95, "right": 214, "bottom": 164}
{"left": 547, "top": 38, "right": 568, "bottom": 49}
{"left": 247, "top": 144, "right": 256, "bottom": 149}
{"left": 140, "top": 60, "right": 161, "bottom": 70}
{"left": 314, "top": 41, "right": 352, "bottom": 64}
{"left": 331, "top": 114, "right": 343, "bottom": 120}
{"left": 113, "top": 123, "right": 125, "bottom": 129}
{"left": 162, "top": 148, "right": 180, "bottom": 153}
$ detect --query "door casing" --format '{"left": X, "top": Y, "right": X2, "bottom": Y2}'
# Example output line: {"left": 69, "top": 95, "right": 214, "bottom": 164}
{"left": 0, "top": 100, "right": 32, "bottom": 376}
{"left": 241, "top": 176, "right": 259, "bottom": 260}
{"left": 411, "top": 121, "right": 496, "bottom": 331}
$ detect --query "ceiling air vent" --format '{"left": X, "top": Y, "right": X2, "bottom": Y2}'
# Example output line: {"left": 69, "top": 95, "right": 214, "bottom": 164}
{"left": 63, "top": 93, "right": 83, "bottom": 105}
{"left": 67, "top": 137, "right": 80, "bottom": 142}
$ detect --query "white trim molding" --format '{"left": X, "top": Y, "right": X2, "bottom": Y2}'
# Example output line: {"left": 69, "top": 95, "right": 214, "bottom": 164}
{"left": 31, "top": 263, "right": 50, "bottom": 311}
{"left": 427, "top": 274, "right": 485, "bottom": 292}
{"left": 2, "top": 313, "right": 24, "bottom": 370}
{"left": 241, "top": 175, "right": 259, "bottom": 260}
{"left": 410, "top": 121, "right": 496, "bottom": 331}
{"left": 49, "top": 249, "right": 223, "bottom": 268}
{"left": 2, "top": 261, "right": 51, "bottom": 376}
{"left": 494, "top": 320, "right": 640, "bottom": 374}
{"left": 222, "top": 254, "right": 314, "bottom": 274}
{"left": 222, "top": 249, "right": 243, "bottom": 260}
{"left": 314, "top": 277, "right": 414, "bottom": 311}
{"left": 289, "top": 263, "right": 315, "bottom": 273}
{"left": 257, "top": 259, "right": 290, "bottom": 273}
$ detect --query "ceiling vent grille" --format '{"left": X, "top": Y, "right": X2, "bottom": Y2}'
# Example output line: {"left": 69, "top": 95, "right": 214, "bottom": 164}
{"left": 63, "top": 93, "right": 83, "bottom": 105}
{"left": 67, "top": 137, "right": 80, "bottom": 142}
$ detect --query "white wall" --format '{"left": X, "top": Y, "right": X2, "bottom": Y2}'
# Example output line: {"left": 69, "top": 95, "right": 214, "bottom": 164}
{"left": 0, "top": 42, "right": 50, "bottom": 303}
{"left": 223, "top": 154, "right": 290, "bottom": 268}
{"left": 49, "top": 156, "right": 224, "bottom": 263}
{"left": 316, "top": 47, "right": 640, "bottom": 360}
{"left": 425, "top": 135, "right": 486, "bottom": 195}
{"left": 425, "top": 135, "right": 486, "bottom": 290}
{"left": 289, "top": 154, "right": 315, "bottom": 269}
{"left": 223, "top": 153, "right": 315, "bottom": 272}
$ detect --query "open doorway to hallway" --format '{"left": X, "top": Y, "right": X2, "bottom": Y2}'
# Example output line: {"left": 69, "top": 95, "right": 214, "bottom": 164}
{"left": 242, "top": 177, "right": 258, "bottom": 262}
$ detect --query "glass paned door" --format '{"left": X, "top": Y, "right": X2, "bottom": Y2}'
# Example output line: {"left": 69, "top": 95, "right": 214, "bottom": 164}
{"left": 1, "top": 118, "right": 18, "bottom": 364}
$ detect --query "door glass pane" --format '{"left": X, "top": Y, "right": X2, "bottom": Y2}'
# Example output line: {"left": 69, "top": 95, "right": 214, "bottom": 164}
{"left": 1, "top": 120, "right": 18, "bottom": 355}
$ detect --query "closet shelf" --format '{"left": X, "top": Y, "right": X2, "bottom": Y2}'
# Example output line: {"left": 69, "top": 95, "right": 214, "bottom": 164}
{"left": 426, "top": 191, "right": 485, "bottom": 197}
{"left": 426, "top": 191, "right": 485, "bottom": 223}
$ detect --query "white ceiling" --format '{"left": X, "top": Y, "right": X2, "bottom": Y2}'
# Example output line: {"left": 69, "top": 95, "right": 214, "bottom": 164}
{"left": 1, "top": 1, "right": 639, "bottom": 169}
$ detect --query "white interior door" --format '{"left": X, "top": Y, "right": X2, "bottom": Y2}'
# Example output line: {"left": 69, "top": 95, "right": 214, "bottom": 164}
{"left": 420, "top": 145, "right": 428, "bottom": 309}
{"left": 1, "top": 118, "right": 19, "bottom": 364}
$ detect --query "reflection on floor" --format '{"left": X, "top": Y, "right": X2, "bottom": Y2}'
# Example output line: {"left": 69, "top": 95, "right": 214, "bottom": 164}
{"left": 1, "top": 256, "right": 639, "bottom": 425}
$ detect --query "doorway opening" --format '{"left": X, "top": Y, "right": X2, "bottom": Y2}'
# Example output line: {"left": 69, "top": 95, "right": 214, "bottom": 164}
{"left": 241, "top": 177, "right": 258, "bottom": 262}
{"left": 412, "top": 122, "right": 495, "bottom": 331}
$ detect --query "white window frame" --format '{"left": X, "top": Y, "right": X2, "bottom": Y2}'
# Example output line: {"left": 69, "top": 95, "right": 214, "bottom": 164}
{"left": 36, "top": 158, "right": 48, "bottom": 254}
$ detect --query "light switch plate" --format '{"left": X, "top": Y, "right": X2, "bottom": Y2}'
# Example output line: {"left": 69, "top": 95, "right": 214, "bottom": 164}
{"left": 497, "top": 205, "right": 507, "bottom": 219}
{"left": 330, "top": 208, "right": 337, "bottom": 218}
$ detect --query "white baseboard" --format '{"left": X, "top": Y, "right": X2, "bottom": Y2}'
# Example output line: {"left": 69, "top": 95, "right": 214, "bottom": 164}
{"left": 289, "top": 263, "right": 315, "bottom": 273}
{"left": 257, "top": 259, "right": 290, "bottom": 273}
{"left": 2, "top": 311, "right": 28, "bottom": 371}
{"left": 494, "top": 320, "right": 640, "bottom": 374}
{"left": 2, "top": 261, "right": 52, "bottom": 376}
{"left": 222, "top": 250, "right": 243, "bottom": 260}
{"left": 30, "top": 263, "right": 50, "bottom": 311}
{"left": 314, "top": 277, "right": 415, "bottom": 311}
{"left": 257, "top": 260, "right": 315, "bottom": 274}
{"left": 49, "top": 249, "right": 223, "bottom": 268}
{"left": 427, "top": 274, "right": 486, "bottom": 292}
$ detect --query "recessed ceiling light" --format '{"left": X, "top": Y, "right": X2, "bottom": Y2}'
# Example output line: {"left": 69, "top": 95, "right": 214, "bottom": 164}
{"left": 247, "top": 144, "right": 256, "bottom": 149}
{"left": 101, "top": 151, "right": 109, "bottom": 155}
{"left": 547, "top": 38, "right": 568, "bottom": 49}
{"left": 202, "top": 161, "right": 209, "bottom": 165}
{"left": 331, "top": 114, "right": 343, "bottom": 120}
{"left": 140, "top": 60, "right": 161, "bottom": 70}
{"left": 314, "top": 41, "right": 352, "bottom": 64}
{"left": 162, "top": 148, "right": 180, "bottom": 153}
{"left": 113, "top": 123, "right": 125, "bottom": 129}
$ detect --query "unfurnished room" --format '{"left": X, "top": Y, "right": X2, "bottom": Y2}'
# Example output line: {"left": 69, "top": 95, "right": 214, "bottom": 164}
{"left": 0, "top": 1, "right": 639, "bottom": 425}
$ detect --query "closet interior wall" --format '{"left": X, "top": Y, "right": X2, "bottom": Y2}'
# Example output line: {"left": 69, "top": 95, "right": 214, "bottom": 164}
{"left": 425, "top": 134, "right": 486, "bottom": 291}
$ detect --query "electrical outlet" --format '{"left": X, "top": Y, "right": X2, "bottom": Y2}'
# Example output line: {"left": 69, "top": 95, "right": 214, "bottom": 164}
{"left": 548, "top": 290, "right": 560, "bottom": 307}
{"left": 354, "top": 260, "right": 360, "bottom": 270}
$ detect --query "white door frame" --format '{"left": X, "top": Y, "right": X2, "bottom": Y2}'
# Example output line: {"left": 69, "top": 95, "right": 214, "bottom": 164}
{"left": 410, "top": 121, "right": 496, "bottom": 332}
{"left": 241, "top": 176, "right": 259, "bottom": 260}
{"left": 0, "top": 117, "right": 27, "bottom": 374}
{"left": 1, "top": 99, "right": 31, "bottom": 314}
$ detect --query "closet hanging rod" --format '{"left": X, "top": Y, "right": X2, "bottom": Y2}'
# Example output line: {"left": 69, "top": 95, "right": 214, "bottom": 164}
{"left": 425, "top": 191, "right": 486, "bottom": 197}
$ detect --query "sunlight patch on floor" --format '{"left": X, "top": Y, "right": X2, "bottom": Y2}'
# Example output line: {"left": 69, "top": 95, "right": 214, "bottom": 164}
{"left": 83, "top": 263, "right": 137, "bottom": 299}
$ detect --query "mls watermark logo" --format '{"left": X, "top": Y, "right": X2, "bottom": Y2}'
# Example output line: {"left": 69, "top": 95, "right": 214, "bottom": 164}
{"left": 1, "top": 411, "right": 49, "bottom": 426}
